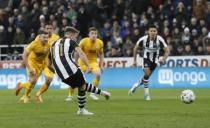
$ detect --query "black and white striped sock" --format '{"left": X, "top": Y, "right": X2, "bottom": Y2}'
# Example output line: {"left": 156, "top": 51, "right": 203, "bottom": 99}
{"left": 85, "top": 83, "right": 101, "bottom": 94}
{"left": 142, "top": 79, "right": 149, "bottom": 88}
{"left": 77, "top": 90, "right": 86, "bottom": 109}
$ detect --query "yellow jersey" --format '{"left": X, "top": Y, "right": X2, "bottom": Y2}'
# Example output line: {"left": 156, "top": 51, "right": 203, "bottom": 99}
{"left": 78, "top": 37, "right": 104, "bottom": 63}
{"left": 26, "top": 38, "right": 51, "bottom": 65}
{"left": 31, "top": 33, "right": 59, "bottom": 65}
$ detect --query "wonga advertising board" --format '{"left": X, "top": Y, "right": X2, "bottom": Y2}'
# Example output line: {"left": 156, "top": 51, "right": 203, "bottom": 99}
{"left": 0, "top": 67, "right": 210, "bottom": 89}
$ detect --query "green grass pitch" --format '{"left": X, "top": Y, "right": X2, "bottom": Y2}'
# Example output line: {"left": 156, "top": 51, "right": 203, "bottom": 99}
{"left": 0, "top": 89, "right": 209, "bottom": 128}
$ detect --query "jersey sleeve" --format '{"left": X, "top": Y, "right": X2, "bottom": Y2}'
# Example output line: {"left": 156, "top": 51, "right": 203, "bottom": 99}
{"left": 158, "top": 36, "right": 168, "bottom": 48}
{"left": 26, "top": 41, "right": 36, "bottom": 53}
{"left": 100, "top": 40, "right": 104, "bottom": 49}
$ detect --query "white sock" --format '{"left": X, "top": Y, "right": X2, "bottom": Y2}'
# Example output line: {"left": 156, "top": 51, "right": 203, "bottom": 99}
{"left": 144, "top": 88, "right": 150, "bottom": 96}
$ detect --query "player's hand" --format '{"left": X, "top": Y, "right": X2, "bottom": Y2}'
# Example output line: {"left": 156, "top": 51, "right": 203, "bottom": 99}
{"left": 159, "top": 57, "right": 166, "bottom": 65}
{"left": 133, "top": 62, "right": 137, "bottom": 67}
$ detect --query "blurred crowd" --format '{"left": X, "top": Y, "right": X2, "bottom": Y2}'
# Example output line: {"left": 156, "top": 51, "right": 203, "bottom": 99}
{"left": 0, "top": 0, "right": 210, "bottom": 60}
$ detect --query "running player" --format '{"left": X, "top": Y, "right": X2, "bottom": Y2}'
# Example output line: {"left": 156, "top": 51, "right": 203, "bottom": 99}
{"left": 128, "top": 24, "right": 170, "bottom": 100}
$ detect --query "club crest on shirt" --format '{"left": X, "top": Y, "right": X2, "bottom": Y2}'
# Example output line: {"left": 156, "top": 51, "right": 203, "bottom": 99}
{"left": 43, "top": 48, "right": 49, "bottom": 53}
{"left": 95, "top": 45, "right": 100, "bottom": 49}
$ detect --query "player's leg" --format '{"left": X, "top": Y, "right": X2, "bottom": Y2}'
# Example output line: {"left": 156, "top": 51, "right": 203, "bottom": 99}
{"left": 89, "top": 63, "right": 101, "bottom": 100}
{"left": 16, "top": 68, "right": 38, "bottom": 103}
{"left": 77, "top": 83, "right": 110, "bottom": 115}
{"left": 129, "top": 58, "right": 151, "bottom": 96}
{"left": 142, "top": 61, "right": 158, "bottom": 100}
{"left": 35, "top": 67, "right": 53, "bottom": 103}
{"left": 63, "top": 69, "right": 111, "bottom": 115}
{"left": 84, "top": 82, "right": 110, "bottom": 100}
{"left": 142, "top": 68, "right": 151, "bottom": 100}
{"left": 15, "top": 66, "right": 35, "bottom": 96}
{"left": 77, "top": 83, "right": 111, "bottom": 115}
{"left": 66, "top": 63, "right": 86, "bottom": 101}
{"left": 62, "top": 70, "right": 93, "bottom": 115}
{"left": 76, "top": 85, "right": 93, "bottom": 115}
{"left": 23, "top": 73, "right": 38, "bottom": 103}
{"left": 24, "top": 66, "right": 42, "bottom": 103}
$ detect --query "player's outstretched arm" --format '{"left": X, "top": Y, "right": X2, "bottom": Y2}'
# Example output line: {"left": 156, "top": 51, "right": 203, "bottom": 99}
{"left": 133, "top": 44, "right": 139, "bottom": 67}
{"left": 75, "top": 46, "right": 91, "bottom": 72}
{"left": 159, "top": 47, "right": 170, "bottom": 65}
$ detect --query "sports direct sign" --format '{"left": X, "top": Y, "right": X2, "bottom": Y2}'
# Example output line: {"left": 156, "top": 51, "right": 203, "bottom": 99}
{"left": 103, "top": 56, "right": 210, "bottom": 67}
{"left": 161, "top": 56, "right": 210, "bottom": 67}
{"left": 0, "top": 61, "right": 24, "bottom": 69}
{"left": 0, "top": 56, "right": 210, "bottom": 69}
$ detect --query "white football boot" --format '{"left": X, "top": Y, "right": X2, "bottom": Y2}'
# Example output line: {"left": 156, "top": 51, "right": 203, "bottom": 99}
{"left": 101, "top": 91, "right": 111, "bottom": 100}
{"left": 144, "top": 94, "right": 151, "bottom": 101}
{"left": 128, "top": 83, "right": 139, "bottom": 95}
{"left": 77, "top": 108, "right": 94, "bottom": 115}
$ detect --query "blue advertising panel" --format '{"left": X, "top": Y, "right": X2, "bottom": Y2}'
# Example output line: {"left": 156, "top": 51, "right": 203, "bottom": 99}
{"left": 0, "top": 67, "right": 210, "bottom": 89}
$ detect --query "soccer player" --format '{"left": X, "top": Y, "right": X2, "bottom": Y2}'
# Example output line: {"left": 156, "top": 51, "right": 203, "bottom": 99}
{"left": 34, "top": 23, "right": 59, "bottom": 102}
{"left": 66, "top": 27, "right": 104, "bottom": 101}
{"left": 16, "top": 23, "right": 59, "bottom": 103}
{"left": 15, "top": 30, "right": 50, "bottom": 103}
{"left": 128, "top": 24, "right": 170, "bottom": 100}
{"left": 49, "top": 26, "right": 110, "bottom": 115}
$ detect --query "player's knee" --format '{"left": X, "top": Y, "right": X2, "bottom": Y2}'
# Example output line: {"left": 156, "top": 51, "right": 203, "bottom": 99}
{"left": 29, "top": 78, "right": 37, "bottom": 85}
{"left": 78, "top": 84, "right": 86, "bottom": 92}
{"left": 45, "top": 77, "right": 53, "bottom": 85}
{"left": 26, "top": 82, "right": 35, "bottom": 90}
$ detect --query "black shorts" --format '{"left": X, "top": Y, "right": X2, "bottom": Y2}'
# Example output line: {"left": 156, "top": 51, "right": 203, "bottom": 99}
{"left": 62, "top": 69, "right": 86, "bottom": 88}
{"left": 143, "top": 58, "right": 157, "bottom": 72}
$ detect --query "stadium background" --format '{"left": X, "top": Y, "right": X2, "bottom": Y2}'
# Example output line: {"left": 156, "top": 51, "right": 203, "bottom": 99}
{"left": 0, "top": 0, "right": 210, "bottom": 89}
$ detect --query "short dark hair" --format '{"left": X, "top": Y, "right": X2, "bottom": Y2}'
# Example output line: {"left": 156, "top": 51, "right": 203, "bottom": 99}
{"left": 45, "top": 22, "right": 52, "bottom": 26}
{"left": 88, "top": 27, "right": 97, "bottom": 32}
{"left": 65, "top": 26, "right": 79, "bottom": 34}
{"left": 148, "top": 24, "right": 157, "bottom": 30}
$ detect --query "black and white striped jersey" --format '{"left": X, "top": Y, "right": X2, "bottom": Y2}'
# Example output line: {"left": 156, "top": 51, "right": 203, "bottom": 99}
{"left": 50, "top": 38, "right": 79, "bottom": 80}
{"left": 136, "top": 35, "right": 167, "bottom": 64}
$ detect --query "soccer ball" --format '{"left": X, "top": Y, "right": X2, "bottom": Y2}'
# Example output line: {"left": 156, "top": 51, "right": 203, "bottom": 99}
{"left": 180, "top": 89, "right": 195, "bottom": 104}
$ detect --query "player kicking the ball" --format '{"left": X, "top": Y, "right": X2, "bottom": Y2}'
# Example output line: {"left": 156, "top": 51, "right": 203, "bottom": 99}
{"left": 128, "top": 24, "right": 170, "bottom": 100}
{"left": 49, "top": 26, "right": 110, "bottom": 115}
